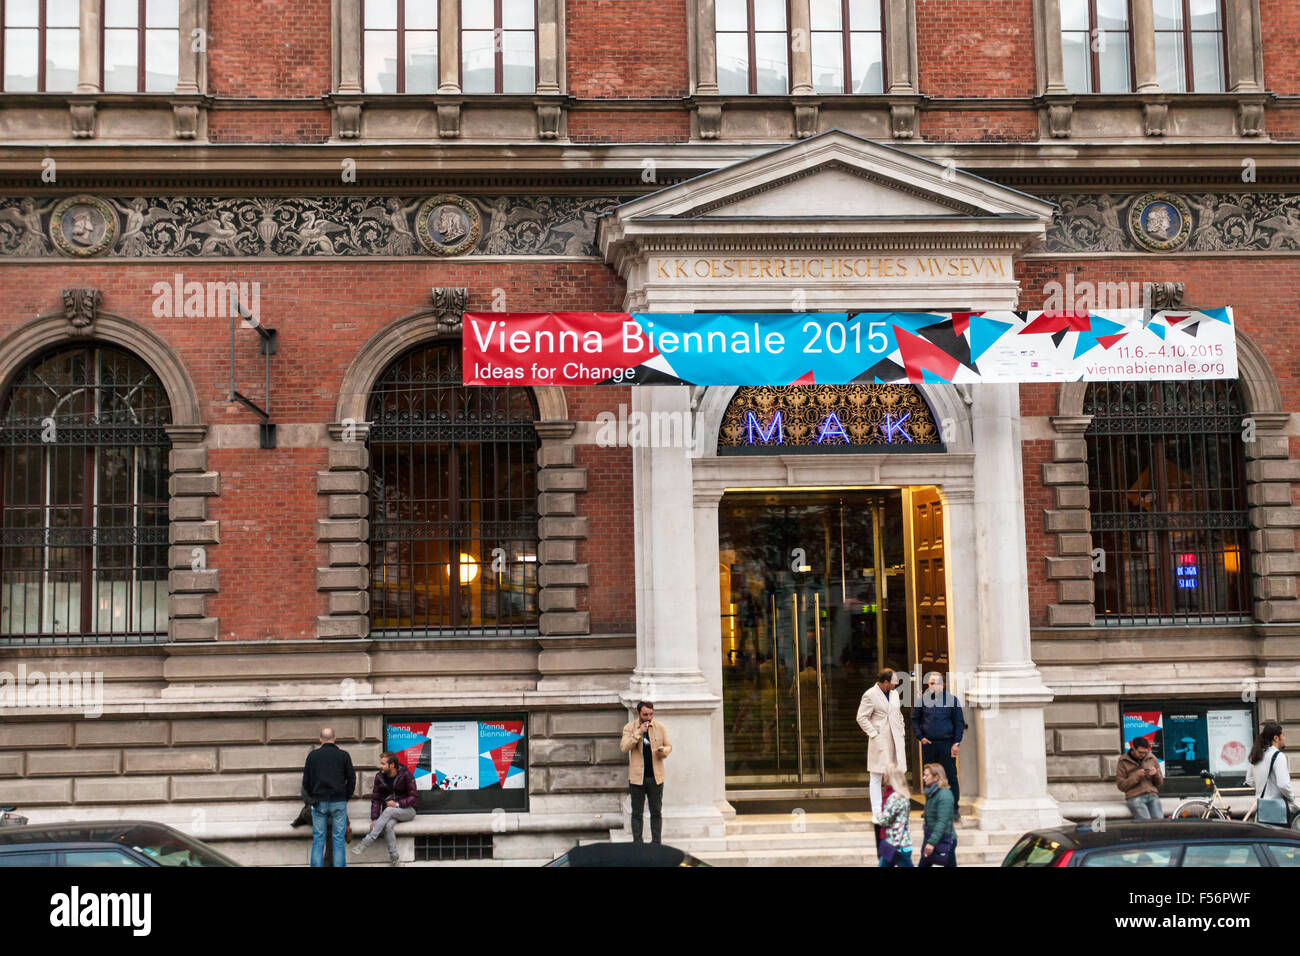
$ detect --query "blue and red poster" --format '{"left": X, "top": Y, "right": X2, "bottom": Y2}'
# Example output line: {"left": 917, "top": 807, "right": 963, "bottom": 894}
{"left": 385, "top": 716, "right": 528, "bottom": 813}
{"left": 463, "top": 308, "right": 1236, "bottom": 386}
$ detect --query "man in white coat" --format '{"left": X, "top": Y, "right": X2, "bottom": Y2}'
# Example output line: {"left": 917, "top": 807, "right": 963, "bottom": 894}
{"left": 856, "top": 668, "right": 908, "bottom": 836}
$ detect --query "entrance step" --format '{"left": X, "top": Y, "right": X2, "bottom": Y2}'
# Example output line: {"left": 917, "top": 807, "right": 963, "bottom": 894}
{"left": 689, "top": 812, "right": 1021, "bottom": 867}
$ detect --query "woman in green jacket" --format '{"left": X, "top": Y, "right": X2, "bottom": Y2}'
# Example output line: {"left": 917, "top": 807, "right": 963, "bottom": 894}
{"left": 921, "top": 763, "right": 957, "bottom": 867}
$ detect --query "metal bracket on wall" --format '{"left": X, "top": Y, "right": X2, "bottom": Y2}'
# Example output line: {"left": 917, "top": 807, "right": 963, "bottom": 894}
{"left": 228, "top": 292, "right": 278, "bottom": 449}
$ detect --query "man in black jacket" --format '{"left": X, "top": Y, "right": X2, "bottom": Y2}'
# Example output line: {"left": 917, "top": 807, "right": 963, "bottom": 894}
{"left": 911, "top": 672, "right": 966, "bottom": 816}
{"left": 302, "top": 727, "right": 356, "bottom": 867}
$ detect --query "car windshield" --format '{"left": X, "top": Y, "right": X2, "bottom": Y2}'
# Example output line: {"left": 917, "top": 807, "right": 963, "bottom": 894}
{"left": 112, "top": 825, "right": 237, "bottom": 867}
{"left": 1003, "top": 834, "right": 1064, "bottom": 867}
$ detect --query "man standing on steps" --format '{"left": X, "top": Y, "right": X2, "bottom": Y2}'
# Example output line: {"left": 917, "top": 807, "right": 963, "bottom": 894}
{"left": 620, "top": 701, "right": 672, "bottom": 844}
{"left": 856, "top": 669, "right": 907, "bottom": 848}
{"left": 302, "top": 726, "right": 356, "bottom": 867}
{"left": 911, "top": 671, "right": 966, "bottom": 818}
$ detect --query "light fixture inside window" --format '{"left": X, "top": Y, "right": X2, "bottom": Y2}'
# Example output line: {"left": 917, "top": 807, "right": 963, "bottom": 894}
{"left": 458, "top": 553, "right": 479, "bottom": 585}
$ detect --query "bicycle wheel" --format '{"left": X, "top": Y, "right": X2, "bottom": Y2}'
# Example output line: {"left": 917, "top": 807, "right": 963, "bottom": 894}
{"left": 1171, "top": 799, "right": 1227, "bottom": 821}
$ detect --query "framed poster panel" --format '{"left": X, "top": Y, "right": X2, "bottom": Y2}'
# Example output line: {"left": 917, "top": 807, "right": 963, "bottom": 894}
{"left": 1118, "top": 699, "right": 1257, "bottom": 796}
{"left": 383, "top": 714, "right": 529, "bottom": 814}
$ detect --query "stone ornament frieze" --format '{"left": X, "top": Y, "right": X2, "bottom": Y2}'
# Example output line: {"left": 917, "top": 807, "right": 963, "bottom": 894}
{"left": 1041, "top": 192, "right": 1300, "bottom": 254}
{"left": 2, "top": 191, "right": 1300, "bottom": 258}
{"left": 0, "top": 194, "right": 622, "bottom": 259}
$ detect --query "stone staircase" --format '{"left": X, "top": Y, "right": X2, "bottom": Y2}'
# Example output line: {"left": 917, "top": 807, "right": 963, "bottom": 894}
{"left": 690, "top": 811, "right": 1022, "bottom": 867}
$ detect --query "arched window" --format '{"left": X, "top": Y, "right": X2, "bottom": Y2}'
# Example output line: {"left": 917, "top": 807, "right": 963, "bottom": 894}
{"left": 367, "top": 342, "right": 539, "bottom": 634}
{"left": 1085, "top": 380, "right": 1250, "bottom": 625}
{"left": 0, "top": 344, "right": 172, "bottom": 642}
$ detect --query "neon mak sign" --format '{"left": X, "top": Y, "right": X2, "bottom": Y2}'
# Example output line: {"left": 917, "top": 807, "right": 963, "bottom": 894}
{"left": 744, "top": 410, "right": 916, "bottom": 445}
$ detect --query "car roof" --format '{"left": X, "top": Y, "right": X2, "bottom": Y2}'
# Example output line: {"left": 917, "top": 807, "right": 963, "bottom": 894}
{"left": 1026, "top": 820, "right": 1300, "bottom": 849}
{"left": 0, "top": 820, "right": 187, "bottom": 846}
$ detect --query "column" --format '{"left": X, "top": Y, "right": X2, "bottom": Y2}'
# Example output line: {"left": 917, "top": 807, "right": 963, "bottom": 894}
{"left": 938, "top": 483, "right": 982, "bottom": 812}
{"left": 338, "top": 0, "right": 362, "bottom": 93}
{"left": 77, "top": 0, "right": 100, "bottom": 92}
{"left": 1131, "top": 0, "right": 1159, "bottom": 93}
{"left": 789, "top": 0, "right": 812, "bottom": 94}
{"left": 695, "top": 0, "right": 719, "bottom": 93}
{"left": 693, "top": 487, "right": 733, "bottom": 824}
{"left": 536, "top": 0, "right": 561, "bottom": 94}
{"left": 177, "top": 0, "right": 201, "bottom": 93}
{"left": 1225, "top": 0, "right": 1261, "bottom": 92}
{"left": 884, "top": 0, "right": 916, "bottom": 93}
{"left": 969, "top": 385, "right": 1062, "bottom": 831}
{"left": 625, "top": 386, "right": 726, "bottom": 844}
{"left": 438, "top": 0, "right": 460, "bottom": 92}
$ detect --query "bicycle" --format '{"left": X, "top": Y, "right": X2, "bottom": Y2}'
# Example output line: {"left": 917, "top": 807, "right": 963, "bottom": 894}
{"left": 1170, "top": 773, "right": 1300, "bottom": 830}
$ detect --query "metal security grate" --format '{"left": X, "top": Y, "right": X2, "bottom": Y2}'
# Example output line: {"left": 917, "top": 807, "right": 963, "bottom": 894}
{"left": 414, "top": 833, "right": 494, "bottom": 862}
{"left": 367, "top": 341, "right": 539, "bottom": 635}
{"left": 0, "top": 345, "right": 171, "bottom": 644}
{"left": 1085, "top": 380, "right": 1251, "bottom": 625}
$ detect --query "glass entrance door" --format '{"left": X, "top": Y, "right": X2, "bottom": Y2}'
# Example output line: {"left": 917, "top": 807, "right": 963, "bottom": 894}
{"left": 719, "top": 491, "right": 908, "bottom": 786}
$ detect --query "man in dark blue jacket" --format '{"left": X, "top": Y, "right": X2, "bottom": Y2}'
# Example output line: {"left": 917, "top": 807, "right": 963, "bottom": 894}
{"left": 911, "top": 672, "right": 966, "bottom": 816}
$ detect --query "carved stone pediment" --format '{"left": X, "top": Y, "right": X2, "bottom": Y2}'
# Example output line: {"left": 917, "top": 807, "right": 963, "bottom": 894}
{"left": 61, "top": 288, "right": 101, "bottom": 335}
{"left": 428, "top": 287, "right": 467, "bottom": 333}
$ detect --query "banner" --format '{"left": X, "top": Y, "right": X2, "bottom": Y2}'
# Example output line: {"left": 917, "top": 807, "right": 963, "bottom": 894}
{"left": 463, "top": 308, "right": 1236, "bottom": 386}
{"left": 384, "top": 715, "right": 528, "bottom": 813}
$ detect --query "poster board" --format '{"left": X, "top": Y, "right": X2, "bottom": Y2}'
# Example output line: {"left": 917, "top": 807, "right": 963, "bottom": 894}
{"left": 383, "top": 714, "right": 529, "bottom": 814}
{"left": 1118, "top": 699, "right": 1256, "bottom": 796}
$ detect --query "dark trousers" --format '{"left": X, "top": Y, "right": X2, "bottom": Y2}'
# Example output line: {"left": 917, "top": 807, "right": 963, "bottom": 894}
{"left": 629, "top": 780, "right": 664, "bottom": 844}
{"left": 921, "top": 740, "right": 960, "bottom": 812}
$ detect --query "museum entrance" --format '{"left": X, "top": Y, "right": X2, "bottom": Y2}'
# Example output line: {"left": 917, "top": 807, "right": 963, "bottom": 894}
{"left": 719, "top": 488, "right": 950, "bottom": 789}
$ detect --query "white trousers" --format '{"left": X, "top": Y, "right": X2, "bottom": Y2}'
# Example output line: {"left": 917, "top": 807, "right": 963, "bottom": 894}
{"left": 870, "top": 772, "right": 884, "bottom": 817}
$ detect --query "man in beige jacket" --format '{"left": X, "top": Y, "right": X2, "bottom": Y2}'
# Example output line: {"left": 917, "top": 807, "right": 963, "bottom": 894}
{"left": 620, "top": 701, "right": 672, "bottom": 844}
{"left": 856, "top": 669, "right": 908, "bottom": 821}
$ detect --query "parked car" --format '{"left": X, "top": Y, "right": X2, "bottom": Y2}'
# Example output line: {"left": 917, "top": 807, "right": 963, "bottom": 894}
{"left": 1002, "top": 820, "right": 1300, "bottom": 867}
{"left": 0, "top": 820, "right": 240, "bottom": 867}
{"left": 545, "top": 842, "right": 711, "bottom": 867}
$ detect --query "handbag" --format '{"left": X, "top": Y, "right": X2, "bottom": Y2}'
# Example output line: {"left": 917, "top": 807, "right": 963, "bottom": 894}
{"left": 1257, "top": 751, "right": 1289, "bottom": 826}
{"left": 878, "top": 838, "right": 900, "bottom": 866}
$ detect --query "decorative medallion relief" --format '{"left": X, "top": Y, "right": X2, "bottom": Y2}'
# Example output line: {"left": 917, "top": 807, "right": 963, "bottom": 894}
{"left": 0, "top": 195, "right": 622, "bottom": 259}
{"left": 1042, "top": 192, "right": 1300, "bottom": 254}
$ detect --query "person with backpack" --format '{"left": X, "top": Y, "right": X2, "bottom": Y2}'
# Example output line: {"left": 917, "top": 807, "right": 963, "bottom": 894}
{"left": 919, "top": 762, "right": 957, "bottom": 867}
{"left": 1246, "top": 722, "right": 1294, "bottom": 826}
{"left": 875, "top": 764, "right": 914, "bottom": 867}
{"left": 352, "top": 751, "right": 419, "bottom": 865}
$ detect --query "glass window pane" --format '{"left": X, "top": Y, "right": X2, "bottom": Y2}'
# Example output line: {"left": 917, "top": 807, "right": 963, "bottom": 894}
{"left": 3, "top": 27, "right": 38, "bottom": 89}
{"left": 849, "top": 30, "right": 882, "bottom": 93}
{"left": 105, "top": 0, "right": 138, "bottom": 27}
{"left": 144, "top": 28, "right": 178, "bottom": 91}
{"left": 753, "top": 30, "right": 788, "bottom": 93}
{"left": 1155, "top": 32, "right": 1185, "bottom": 91}
{"left": 406, "top": 0, "right": 438, "bottom": 29}
{"left": 716, "top": 31, "right": 750, "bottom": 94}
{"left": 146, "top": 0, "right": 178, "bottom": 28}
{"left": 503, "top": 0, "right": 533, "bottom": 28}
{"left": 1059, "top": 0, "right": 1090, "bottom": 31}
{"left": 1189, "top": 0, "right": 1221, "bottom": 29}
{"left": 1098, "top": 31, "right": 1131, "bottom": 92}
{"left": 45, "top": 27, "right": 79, "bottom": 91}
{"left": 1061, "top": 31, "right": 1091, "bottom": 93}
{"left": 64, "top": 849, "right": 146, "bottom": 867}
{"left": 1192, "top": 31, "right": 1223, "bottom": 91}
{"left": 46, "top": 0, "right": 79, "bottom": 27}
{"left": 811, "top": 31, "right": 843, "bottom": 93}
{"left": 848, "top": 0, "right": 880, "bottom": 30}
{"left": 501, "top": 29, "right": 534, "bottom": 93}
{"left": 461, "top": 0, "right": 493, "bottom": 29}
{"left": 753, "top": 0, "right": 787, "bottom": 31}
{"left": 1266, "top": 845, "right": 1300, "bottom": 867}
{"left": 716, "top": 0, "right": 748, "bottom": 31}
{"left": 1081, "top": 846, "right": 1177, "bottom": 866}
{"left": 810, "top": 0, "right": 842, "bottom": 31}
{"left": 103, "top": 28, "right": 139, "bottom": 91}
{"left": 1097, "top": 0, "right": 1129, "bottom": 30}
{"left": 4, "top": 0, "right": 39, "bottom": 28}
{"left": 1153, "top": 0, "right": 1183, "bottom": 30}
{"left": 367, "top": 0, "right": 398, "bottom": 29}
{"left": 1181, "top": 844, "right": 1262, "bottom": 867}
{"left": 364, "top": 30, "right": 398, "bottom": 92}
{"left": 461, "top": 28, "right": 495, "bottom": 92}
{"left": 405, "top": 29, "right": 437, "bottom": 93}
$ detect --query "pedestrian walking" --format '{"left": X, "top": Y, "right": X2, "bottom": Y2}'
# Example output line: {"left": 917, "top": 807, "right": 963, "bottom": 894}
{"left": 352, "top": 751, "right": 418, "bottom": 865}
{"left": 1246, "top": 722, "right": 1295, "bottom": 825}
{"left": 911, "top": 671, "right": 966, "bottom": 816}
{"left": 876, "top": 764, "right": 913, "bottom": 868}
{"left": 856, "top": 668, "right": 907, "bottom": 845}
{"left": 619, "top": 701, "right": 672, "bottom": 844}
{"left": 302, "top": 727, "right": 356, "bottom": 867}
{"left": 1116, "top": 736, "right": 1164, "bottom": 821}
{"left": 919, "top": 763, "right": 957, "bottom": 867}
